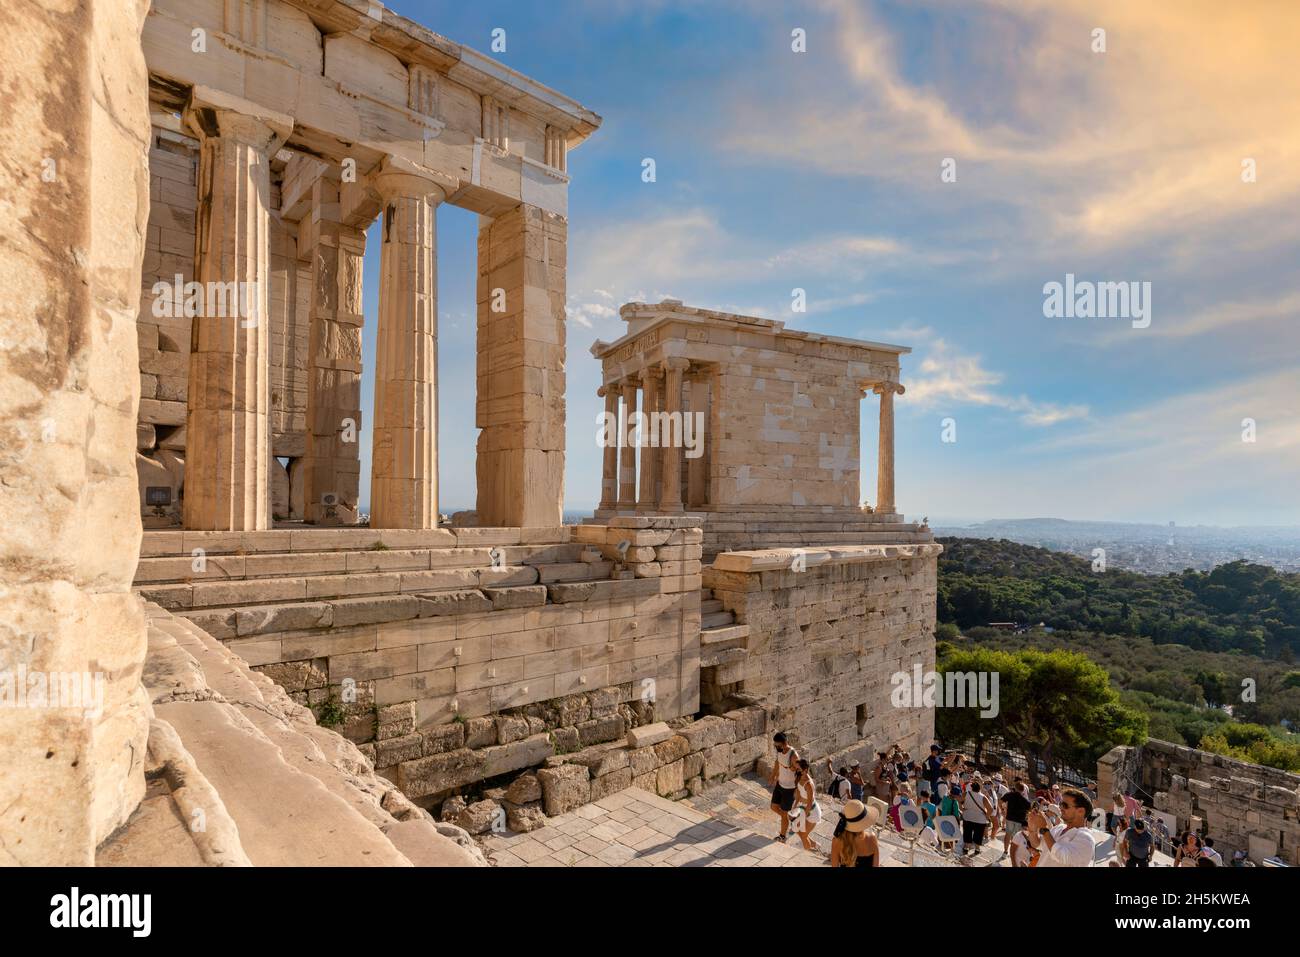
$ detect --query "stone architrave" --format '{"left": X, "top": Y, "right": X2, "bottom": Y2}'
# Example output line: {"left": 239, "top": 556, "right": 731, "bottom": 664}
{"left": 302, "top": 174, "right": 365, "bottom": 525}
{"left": 369, "top": 162, "right": 449, "bottom": 529}
{"left": 183, "top": 91, "right": 291, "bottom": 531}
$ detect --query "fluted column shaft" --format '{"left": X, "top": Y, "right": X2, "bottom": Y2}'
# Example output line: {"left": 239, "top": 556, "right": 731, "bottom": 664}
{"left": 370, "top": 171, "right": 444, "bottom": 528}
{"left": 184, "top": 111, "right": 278, "bottom": 530}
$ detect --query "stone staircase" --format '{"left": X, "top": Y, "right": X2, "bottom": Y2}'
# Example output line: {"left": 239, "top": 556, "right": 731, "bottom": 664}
{"left": 699, "top": 588, "right": 749, "bottom": 685}
{"left": 96, "top": 600, "right": 485, "bottom": 867}
{"left": 134, "top": 527, "right": 620, "bottom": 642}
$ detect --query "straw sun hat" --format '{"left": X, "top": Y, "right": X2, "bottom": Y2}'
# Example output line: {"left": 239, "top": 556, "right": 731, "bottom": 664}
{"left": 841, "top": 799, "right": 880, "bottom": 832}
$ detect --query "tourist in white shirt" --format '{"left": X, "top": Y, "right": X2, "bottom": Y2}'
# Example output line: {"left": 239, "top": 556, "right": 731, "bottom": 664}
{"left": 1025, "top": 788, "right": 1097, "bottom": 867}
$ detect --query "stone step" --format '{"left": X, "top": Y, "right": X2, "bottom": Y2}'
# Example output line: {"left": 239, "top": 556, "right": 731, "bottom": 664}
{"left": 700, "top": 645, "right": 748, "bottom": 670}
{"left": 153, "top": 699, "right": 416, "bottom": 866}
{"left": 702, "top": 610, "right": 736, "bottom": 629}
{"left": 140, "top": 526, "right": 571, "bottom": 558}
{"left": 700, "top": 623, "right": 749, "bottom": 646}
{"left": 135, "top": 543, "right": 595, "bottom": 584}
{"left": 137, "top": 557, "right": 611, "bottom": 611}
{"left": 700, "top": 599, "right": 723, "bottom": 615}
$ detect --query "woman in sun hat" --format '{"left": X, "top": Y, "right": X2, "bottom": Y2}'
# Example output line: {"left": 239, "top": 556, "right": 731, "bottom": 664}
{"left": 830, "top": 799, "right": 881, "bottom": 867}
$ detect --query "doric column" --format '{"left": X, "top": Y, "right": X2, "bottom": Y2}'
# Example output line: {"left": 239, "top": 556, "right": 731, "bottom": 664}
{"left": 302, "top": 174, "right": 365, "bottom": 524}
{"left": 369, "top": 165, "right": 445, "bottom": 529}
{"left": 874, "top": 381, "right": 904, "bottom": 516}
{"left": 638, "top": 365, "right": 662, "bottom": 510}
{"left": 474, "top": 203, "right": 567, "bottom": 527}
{"left": 618, "top": 377, "right": 639, "bottom": 509}
{"left": 688, "top": 373, "right": 709, "bottom": 507}
{"left": 183, "top": 100, "right": 289, "bottom": 530}
{"left": 598, "top": 385, "right": 618, "bottom": 510}
{"left": 659, "top": 358, "right": 688, "bottom": 513}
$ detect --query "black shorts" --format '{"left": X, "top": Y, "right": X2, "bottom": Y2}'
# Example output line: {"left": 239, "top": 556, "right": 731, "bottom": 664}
{"left": 772, "top": 785, "right": 796, "bottom": 812}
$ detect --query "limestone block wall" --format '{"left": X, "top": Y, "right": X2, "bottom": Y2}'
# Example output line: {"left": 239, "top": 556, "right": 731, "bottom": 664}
{"left": 712, "top": 353, "right": 863, "bottom": 509}
{"left": 134, "top": 521, "right": 703, "bottom": 801}
{"left": 0, "top": 0, "right": 152, "bottom": 864}
{"left": 1098, "top": 739, "right": 1300, "bottom": 864}
{"left": 702, "top": 545, "right": 941, "bottom": 763}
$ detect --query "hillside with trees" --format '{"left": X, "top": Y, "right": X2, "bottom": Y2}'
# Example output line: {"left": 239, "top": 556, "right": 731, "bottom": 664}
{"left": 935, "top": 538, "right": 1300, "bottom": 774}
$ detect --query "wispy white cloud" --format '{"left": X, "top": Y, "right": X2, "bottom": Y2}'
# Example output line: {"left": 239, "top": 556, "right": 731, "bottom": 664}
{"left": 904, "top": 332, "right": 1089, "bottom": 427}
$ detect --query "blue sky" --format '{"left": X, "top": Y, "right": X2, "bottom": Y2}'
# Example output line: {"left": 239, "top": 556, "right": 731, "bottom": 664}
{"left": 358, "top": 0, "right": 1300, "bottom": 525}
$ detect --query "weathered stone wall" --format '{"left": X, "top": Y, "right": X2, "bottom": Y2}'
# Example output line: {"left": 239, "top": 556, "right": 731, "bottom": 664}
{"left": 133, "top": 521, "right": 702, "bottom": 799}
{"left": 420, "top": 707, "right": 772, "bottom": 831}
{"left": 703, "top": 545, "right": 940, "bottom": 764}
{"left": 1098, "top": 739, "right": 1300, "bottom": 864}
{"left": 0, "top": 0, "right": 152, "bottom": 864}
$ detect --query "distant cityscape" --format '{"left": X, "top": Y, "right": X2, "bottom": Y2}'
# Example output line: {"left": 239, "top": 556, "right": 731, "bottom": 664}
{"left": 932, "top": 517, "right": 1300, "bottom": 575}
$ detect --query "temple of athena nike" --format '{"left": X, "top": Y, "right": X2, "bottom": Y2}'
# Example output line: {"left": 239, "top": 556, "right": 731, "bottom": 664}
{"left": 1, "top": 0, "right": 937, "bottom": 867}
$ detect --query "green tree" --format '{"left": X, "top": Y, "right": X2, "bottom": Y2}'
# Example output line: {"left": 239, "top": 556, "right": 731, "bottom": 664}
{"left": 996, "top": 649, "right": 1145, "bottom": 786}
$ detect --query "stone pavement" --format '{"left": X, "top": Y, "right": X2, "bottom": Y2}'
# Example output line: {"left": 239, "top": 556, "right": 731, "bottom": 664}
{"left": 477, "top": 787, "right": 824, "bottom": 867}
{"left": 476, "top": 775, "right": 1002, "bottom": 868}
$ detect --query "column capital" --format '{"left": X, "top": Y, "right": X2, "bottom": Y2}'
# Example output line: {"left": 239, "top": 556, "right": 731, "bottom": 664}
{"left": 184, "top": 85, "right": 292, "bottom": 150}
{"left": 372, "top": 156, "right": 456, "bottom": 202}
{"left": 871, "top": 380, "right": 905, "bottom": 396}
{"left": 640, "top": 362, "right": 665, "bottom": 381}
{"left": 664, "top": 356, "right": 691, "bottom": 373}
{"left": 597, "top": 384, "right": 608, "bottom": 398}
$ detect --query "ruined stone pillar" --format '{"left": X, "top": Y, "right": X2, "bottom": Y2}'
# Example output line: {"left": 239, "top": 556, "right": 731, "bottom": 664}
{"left": 618, "top": 378, "right": 639, "bottom": 509}
{"left": 1, "top": 0, "right": 152, "bottom": 864}
{"left": 598, "top": 385, "right": 618, "bottom": 510}
{"left": 475, "top": 203, "right": 567, "bottom": 527}
{"left": 874, "top": 381, "right": 904, "bottom": 516}
{"left": 370, "top": 168, "right": 444, "bottom": 529}
{"left": 638, "top": 366, "right": 662, "bottom": 510}
{"left": 302, "top": 176, "right": 365, "bottom": 524}
{"left": 183, "top": 97, "right": 289, "bottom": 530}
{"left": 687, "top": 374, "right": 709, "bottom": 507}
{"left": 659, "top": 358, "right": 688, "bottom": 513}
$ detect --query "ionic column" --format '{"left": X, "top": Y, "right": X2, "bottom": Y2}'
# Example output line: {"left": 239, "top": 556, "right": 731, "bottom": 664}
{"left": 618, "top": 378, "right": 639, "bottom": 508}
{"left": 659, "top": 358, "right": 688, "bottom": 513}
{"left": 638, "top": 366, "right": 662, "bottom": 510}
{"left": 687, "top": 374, "right": 709, "bottom": 507}
{"left": 184, "top": 105, "right": 287, "bottom": 530}
{"left": 369, "top": 167, "right": 445, "bottom": 528}
{"left": 598, "top": 384, "right": 618, "bottom": 510}
{"left": 874, "top": 381, "right": 904, "bottom": 516}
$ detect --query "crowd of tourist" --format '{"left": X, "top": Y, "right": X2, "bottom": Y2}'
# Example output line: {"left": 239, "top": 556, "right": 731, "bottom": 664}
{"left": 767, "top": 734, "right": 1240, "bottom": 867}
